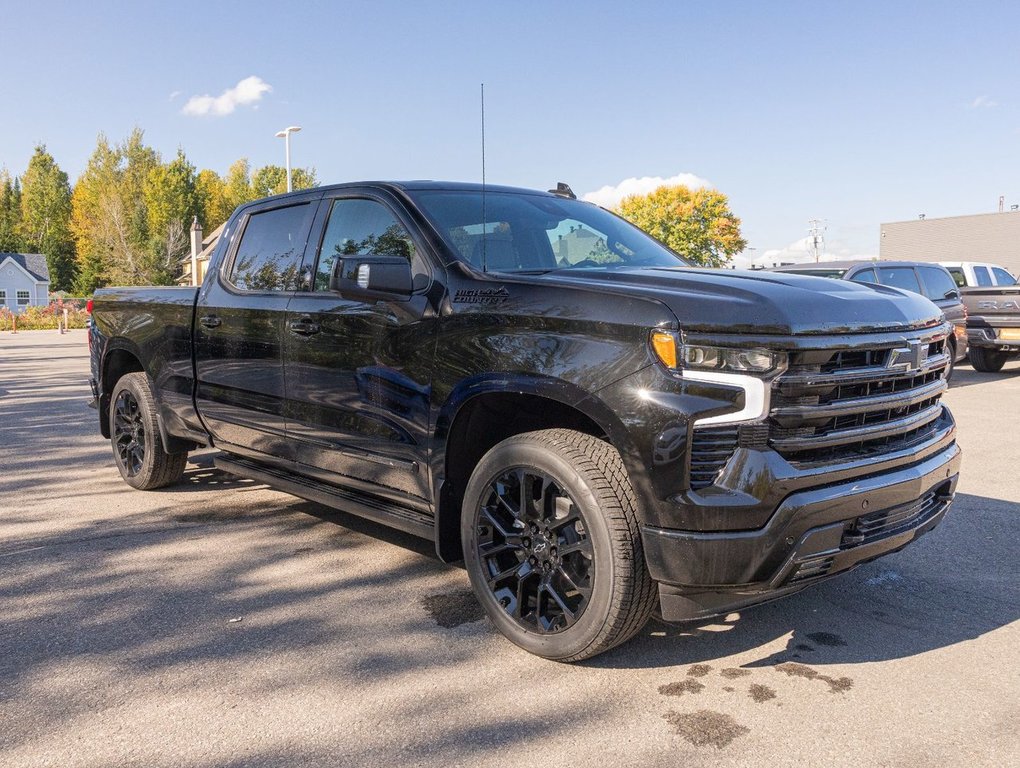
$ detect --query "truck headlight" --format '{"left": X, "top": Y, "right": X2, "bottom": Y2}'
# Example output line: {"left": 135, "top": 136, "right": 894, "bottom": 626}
{"left": 650, "top": 333, "right": 786, "bottom": 376}
{"left": 649, "top": 333, "right": 786, "bottom": 426}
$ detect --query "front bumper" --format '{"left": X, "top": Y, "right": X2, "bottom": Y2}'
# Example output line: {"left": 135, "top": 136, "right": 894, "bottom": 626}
{"left": 645, "top": 440, "right": 961, "bottom": 622}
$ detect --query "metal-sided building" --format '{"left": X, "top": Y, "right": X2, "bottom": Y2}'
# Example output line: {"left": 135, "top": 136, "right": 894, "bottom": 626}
{"left": 879, "top": 210, "right": 1020, "bottom": 275}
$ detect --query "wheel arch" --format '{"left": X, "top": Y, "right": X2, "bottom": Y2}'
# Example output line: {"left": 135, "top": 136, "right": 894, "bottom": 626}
{"left": 98, "top": 342, "right": 145, "bottom": 439}
{"left": 431, "top": 375, "right": 637, "bottom": 563}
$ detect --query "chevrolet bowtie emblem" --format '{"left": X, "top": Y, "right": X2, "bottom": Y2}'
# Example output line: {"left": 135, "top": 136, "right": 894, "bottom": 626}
{"left": 887, "top": 340, "right": 927, "bottom": 372}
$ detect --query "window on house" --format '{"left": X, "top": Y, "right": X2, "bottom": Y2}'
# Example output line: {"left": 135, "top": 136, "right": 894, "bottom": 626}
{"left": 0, "top": 290, "right": 6, "bottom": 306}
{"left": 17, "top": 290, "right": 30, "bottom": 306}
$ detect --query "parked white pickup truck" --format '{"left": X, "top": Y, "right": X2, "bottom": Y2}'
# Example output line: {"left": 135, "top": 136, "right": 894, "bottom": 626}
{"left": 939, "top": 262, "right": 1020, "bottom": 371}
{"left": 939, "top": 261, "right": 1016, "bottom": 289}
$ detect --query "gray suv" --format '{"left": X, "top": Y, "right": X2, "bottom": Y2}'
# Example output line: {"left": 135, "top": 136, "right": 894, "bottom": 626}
{"left": 772, "top": 260, "right": 969, "bottom": 378}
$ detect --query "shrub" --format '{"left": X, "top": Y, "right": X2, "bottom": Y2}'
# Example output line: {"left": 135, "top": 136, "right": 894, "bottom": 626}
{"left": 0, "top": 300, "right": 90, "bottom": 331}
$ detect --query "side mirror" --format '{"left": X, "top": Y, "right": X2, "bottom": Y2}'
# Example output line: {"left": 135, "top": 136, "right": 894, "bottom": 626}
{"left": 944, "top": 289, "right": 960, "bottom": 300}
{"left": 330, "top": 255, "right": 413, "bottom": 300}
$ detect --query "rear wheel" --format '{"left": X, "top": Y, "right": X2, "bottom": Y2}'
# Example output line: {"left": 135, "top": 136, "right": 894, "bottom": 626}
{"left": 109, "top": 373, "right": 188, "bottom": 490}
{"left": 969, "top": 346, "right": 1009, "bottom": 373}
{"left": 461, "top": 429, "right": 657, "bottom": 662}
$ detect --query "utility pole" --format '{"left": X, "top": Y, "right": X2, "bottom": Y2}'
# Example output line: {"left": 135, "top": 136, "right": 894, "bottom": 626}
{"left": 807, "top": 219, "right": 826, "bottom": 263}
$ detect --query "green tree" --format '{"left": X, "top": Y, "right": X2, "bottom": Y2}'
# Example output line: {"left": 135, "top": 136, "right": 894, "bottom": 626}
{"left": 144, "top": 149, "right": 200, "bottom": 284}
{"left": 616, "top": 185, "right": 746, "bottom": 268}
{"left": 71, "top": 131, "right": 161, "bottom": 290}
{"left": 18, "top": 145, "right": 77, "bottom": 291}
{"left": 0, "top": 169, "right": 23, "bottom": 252}
{"left": 223, "top": 158, "right": 254, "bottom": 213}
{"left": 196, "top": 168, "right": 230, "bottom": 231}
{"left": 251, "top": 164, "right": 318, "bottom": 198}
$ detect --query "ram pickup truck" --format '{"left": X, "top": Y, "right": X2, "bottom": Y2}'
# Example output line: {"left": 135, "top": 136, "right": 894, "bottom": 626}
{"left": 938, "top": 262, "right": 1020, "bottom": 372}
{"left": 90, "top": 181, "right": 961, "bottom": 661}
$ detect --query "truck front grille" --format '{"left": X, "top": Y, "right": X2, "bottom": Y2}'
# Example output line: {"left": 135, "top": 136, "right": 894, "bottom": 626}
{"left": 769, "top": 333, "right": 950, "bottom": 466}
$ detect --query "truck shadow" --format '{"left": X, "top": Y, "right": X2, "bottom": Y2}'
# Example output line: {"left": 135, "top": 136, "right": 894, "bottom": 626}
{"left": 591, "top": 490, "right": 1018, "bottom": 670}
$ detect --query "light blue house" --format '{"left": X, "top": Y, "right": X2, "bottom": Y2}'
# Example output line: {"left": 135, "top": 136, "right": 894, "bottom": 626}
{"left": 0, "top": 252, "right": 50, "bottom": 313}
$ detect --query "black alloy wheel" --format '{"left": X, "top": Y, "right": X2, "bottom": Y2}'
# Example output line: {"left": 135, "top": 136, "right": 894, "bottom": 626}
{"left": 475, "top": 467, "right": 593, "bottom": 634}
{"left": 114, "top": 389, "right": 146, "bottom": 477}
{"left": 462, "top": 429, "right": 657, "bottom": 662}
{"left": 108, "top": 373, "right": 188, "bottom": 490}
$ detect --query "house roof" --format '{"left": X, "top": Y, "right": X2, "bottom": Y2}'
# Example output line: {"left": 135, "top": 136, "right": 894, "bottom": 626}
{"left": 0, "top": 252, "right": 50, "bottom": 282}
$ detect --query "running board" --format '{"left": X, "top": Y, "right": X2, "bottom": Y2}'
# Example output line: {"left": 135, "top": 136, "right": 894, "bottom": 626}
{"left": 214, "top": 455, "right": 434, "bottom": 540}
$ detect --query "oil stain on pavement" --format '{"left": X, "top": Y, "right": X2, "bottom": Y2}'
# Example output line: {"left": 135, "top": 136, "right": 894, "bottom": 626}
{"left": 658, "top": 679, "right": 705, "bottom": 696}
{"left": 775, "top": 662, "right": 853, "bottom": 693}
{"left": 663, "top": 710, "right": 750, "bottom": 748}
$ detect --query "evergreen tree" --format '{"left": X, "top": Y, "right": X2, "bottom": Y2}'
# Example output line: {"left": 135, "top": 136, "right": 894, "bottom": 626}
{"left": 18, "top": 145, "right": 77, "bottom": 291}
{"left": 0, "top": 170, "right": 23, "bottom": 252}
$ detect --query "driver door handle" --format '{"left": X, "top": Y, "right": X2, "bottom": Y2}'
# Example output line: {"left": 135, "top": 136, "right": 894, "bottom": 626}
{"left": 289, "top": 317, "right": 321, "bottom": 336}
{"left": 199, "top": 314, "right": 221, "bottom": 329}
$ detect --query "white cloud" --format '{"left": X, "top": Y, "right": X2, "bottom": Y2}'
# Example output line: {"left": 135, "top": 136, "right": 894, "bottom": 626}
{"left": 732, "top": 236, "right": 876, "bottom": 270}
{"left": 168, "top": 90, "right": 181, "bottom": 102}
{"left": 970, "top": 95, "right": 998, "bottom": 109}
{"left": 581, "top": 172, "right": 712, "bottom": 209}
{"left": 182, "top": 76, "right": 272, "bottom": 117}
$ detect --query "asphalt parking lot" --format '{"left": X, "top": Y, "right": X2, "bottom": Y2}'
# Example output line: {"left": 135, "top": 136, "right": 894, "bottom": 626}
{"left": 1, "top": 330, "right": 1017, "bottom": 768}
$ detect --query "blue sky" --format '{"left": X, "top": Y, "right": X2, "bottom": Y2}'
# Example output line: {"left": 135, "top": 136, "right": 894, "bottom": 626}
{"left": 2, "top": 0, "right": 1018, "bottom": 261}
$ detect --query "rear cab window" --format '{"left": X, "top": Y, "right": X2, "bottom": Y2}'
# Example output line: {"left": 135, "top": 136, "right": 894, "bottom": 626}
{"left": 227, "top": 203, "right": 315, "bottom": 292}
{"left": 974, "top": 267, "right": 994, "bottom": 287}
{"left": 992, "top": 267, "right": 1016, "bottom": 286}
{"left": 918, "top": 266, "right": 958, "bottom": 301}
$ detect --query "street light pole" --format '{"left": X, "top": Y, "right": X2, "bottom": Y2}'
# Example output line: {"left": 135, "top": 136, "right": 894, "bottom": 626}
{"left": 274, "top": 126, "right": 302, "bottom": 193}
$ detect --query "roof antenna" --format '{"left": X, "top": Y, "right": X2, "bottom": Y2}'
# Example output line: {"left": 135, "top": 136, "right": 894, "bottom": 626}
{"left": 480, "top": 82, "right": 487, "bottom": 273}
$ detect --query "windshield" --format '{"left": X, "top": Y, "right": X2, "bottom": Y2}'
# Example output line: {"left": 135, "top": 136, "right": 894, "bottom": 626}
{"left": 408, "top": 190, "right": 688, "bottom": 273}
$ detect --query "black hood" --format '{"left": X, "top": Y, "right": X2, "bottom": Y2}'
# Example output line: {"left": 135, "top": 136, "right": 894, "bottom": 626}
{"left": 540, "top": 267, "right": 945, "bottom": 336}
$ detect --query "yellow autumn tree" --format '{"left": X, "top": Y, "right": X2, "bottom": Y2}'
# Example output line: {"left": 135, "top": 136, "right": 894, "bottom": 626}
{"left": 616, "top": 185, "right": 746, "bottom": 268}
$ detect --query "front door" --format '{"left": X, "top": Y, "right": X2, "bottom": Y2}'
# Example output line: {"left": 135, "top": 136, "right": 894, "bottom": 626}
{"left": 284, "top": 193, "right": 441, "bottom": 502}
{"left": 195, "top": 195, "right": 319, "bottom": 458}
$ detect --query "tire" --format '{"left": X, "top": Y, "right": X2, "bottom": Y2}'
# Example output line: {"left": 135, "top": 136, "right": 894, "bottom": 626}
{"left": 461, "top": 429, "right": 657, "bottom": 662}
{"left": 969, "top": 346, "right": 1009, "bottom": 373}
{"left": 109, "top": 372, "right": 188, "bottom": 490}
{"left": 944, "top": 339, "right": 956, "bottom": 382}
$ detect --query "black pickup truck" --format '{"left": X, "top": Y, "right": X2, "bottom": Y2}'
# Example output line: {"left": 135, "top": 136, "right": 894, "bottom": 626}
{"left": 90, "top": 181, "right": 961, "bottom": 661}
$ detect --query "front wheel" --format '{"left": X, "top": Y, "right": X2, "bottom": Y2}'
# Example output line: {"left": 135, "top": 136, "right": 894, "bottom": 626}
{"left": 969, "top": 346, "right": 1010, "bottom": 373}
{"left": 461, "top": 429, "right": 657, "bottom": 662}
{"left": 109, "top": 372, "right": 188, "bottom": 490}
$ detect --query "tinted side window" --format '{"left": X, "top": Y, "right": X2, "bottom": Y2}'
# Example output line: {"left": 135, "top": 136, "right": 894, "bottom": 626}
{"left": 315, "top": 199, "right": 419, "bottom": 291}
{"left": 946, "top": 267, "right": 965, "bottom": 287}
{"left": 992, "top": 267, "right": 1017, "bottom": 285}
{"left": 877, "top": 267, "right": 922, "bottom": 294}
{"left": 918, "top": 266, "right": 957, "bottom": 299}
{"left": 849, "top": 268, "right": 877, "bottom": 284}
{"left": 229, "top": 204, "right": 313, "bottom": 291}
{"left": 974, "top": 266, "right": 993, "bottom": 286}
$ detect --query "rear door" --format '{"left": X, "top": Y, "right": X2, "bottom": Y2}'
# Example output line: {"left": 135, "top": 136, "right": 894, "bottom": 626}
{"left": 283, "top": 190, "right": 441, "bottom": 502}
{"left": 195, "top": 194, "right": 320, "bottom": 458}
